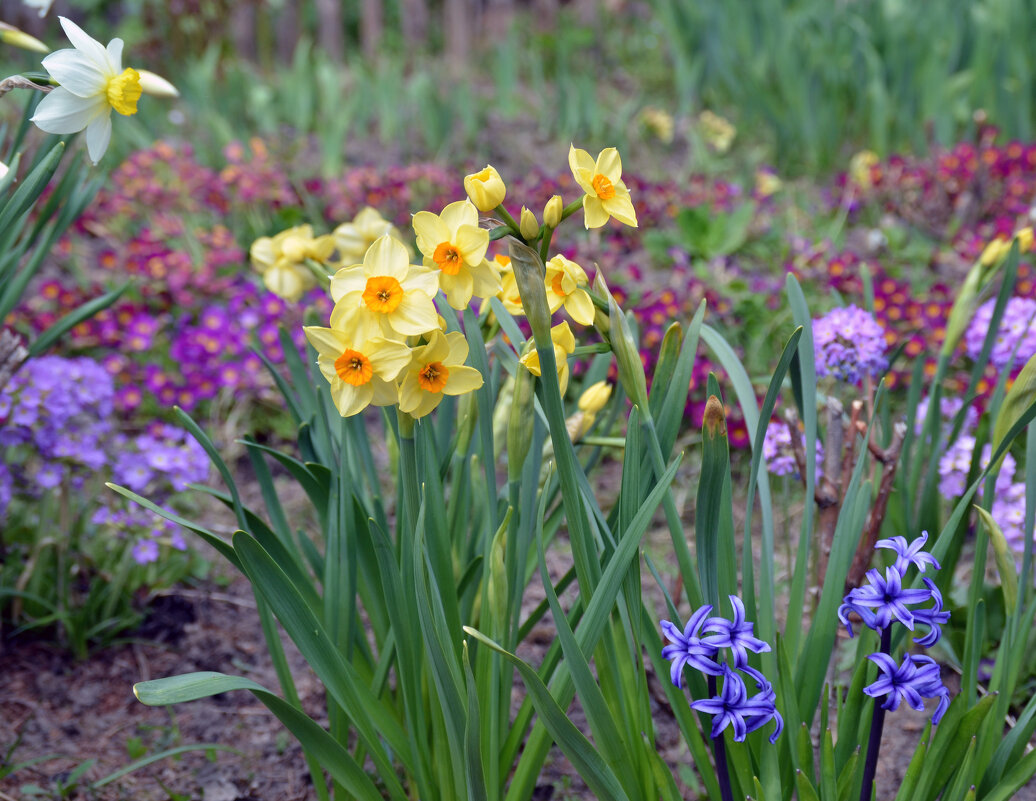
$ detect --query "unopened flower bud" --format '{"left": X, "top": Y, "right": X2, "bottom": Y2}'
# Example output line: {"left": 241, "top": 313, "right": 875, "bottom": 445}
{"left": 137, "top": 69, "right": 180, "bottom": 98}
{"left": 519, "top": 206, "right": 539, "bottom": 241}
{"left": 543, "top": 194, "right": 563, "bottom": 228}
{"left": 464, "top": 164, "right": 506, "bottom": 212}
{"left": 703, "top": 395, "right": 727, "bottom": 438}
{"left": 507, "top": 362, "right": 536, "bottom": 482}
{"left": 578, "top": 380, "right": 612, "bottom": 414}
{"left": 509, "top": 241, "right": 552, "bottom": 342}
{"left": 1015, "top": 227, "right": 1034, "bottom": 254}
{"left": 0, "top": 22, "right": 48, "bottom": 53}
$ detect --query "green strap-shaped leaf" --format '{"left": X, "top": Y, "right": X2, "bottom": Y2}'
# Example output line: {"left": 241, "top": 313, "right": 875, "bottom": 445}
{"left": 133, "top": 672, "right": 380, "bottom": 801}
{"left": 463, "top": 628, "right": 631, "bottom": 801}
{"left": 975, "top": 506, "right": 1019, "bottom": 615}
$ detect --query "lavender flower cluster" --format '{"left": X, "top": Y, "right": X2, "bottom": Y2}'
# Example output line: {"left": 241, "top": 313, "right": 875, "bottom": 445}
{"left": 964, "top": 296, "right": 1036, "bottom": 369}
{"left": 812, "top": 305, "right": 888, "bottom": 384}
{"left": 935, "top": 404, "right": 1033, "bottom": 557}
{"left": 661, "top": 596, "right": 783, "bottom": 743}
{"left": 763, "top": 419, "right": 823, "bottom": 479}
{"left": 838, "top": 532, "right": 952, "bottom": 723}
{"left": 0, "top": 356, "right": 206, "bottom": 564}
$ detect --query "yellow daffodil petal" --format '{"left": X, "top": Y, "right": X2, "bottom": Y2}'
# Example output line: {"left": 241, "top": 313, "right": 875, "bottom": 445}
{"left": 602, "top": 193, "right": 638, "bottom": 227}
{"left": 440, "top": 199, "right": 479, "bottom": 233}
{"left": 455, "top": 224, "right": 490, "bottom": 266}
{"left": 568, "top": 145, "right": 596, "bottom": 194}
{"left": 564, "top": 289, "right": 596, "bottom": 326}
{"left": 442, "top": 365, "right": 484, "bottom": 396}
{"left": 594, "top": 148, "right": 622, "bottom": 183}
{"left": 582, "top": 195, "right": 611, "bottom": 229}
{"left": 413, "top": 210, "right": 452, "bottom": 256}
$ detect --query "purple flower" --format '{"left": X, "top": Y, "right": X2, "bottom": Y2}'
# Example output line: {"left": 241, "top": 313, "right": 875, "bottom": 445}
{"left": 964, "top": 296, "right": 1036, "bottom": 369}
{"left": 911, "top": 579, "right": 950, "bottom": 648}
{"left": 661, "top": 605, "right": 724, "bottom": 684}
{"left": 701, "top": 596, "right": 772, "bottom": 669}
{"left": 690, "top": 666, "right": 784, "bottom": 743}
{"left": 763, "top": 420, "right": 823, "bottom": 479}
{"left": 838, "top": 566, "right": 934, "bottom": 635}
{"left": 132, "top": 539, "right": 160, "bottom": 565}
{"left": 812, "top": 305, "right": 888, "bottom": 384}
{"left": 864, "top": 653, "right": 951, "bottom": 724}
{"left": 875, "top": 531, "right": 941, "bottom": 575}
{"left": 36, "top": 461, "right": 65, "bottom": 490}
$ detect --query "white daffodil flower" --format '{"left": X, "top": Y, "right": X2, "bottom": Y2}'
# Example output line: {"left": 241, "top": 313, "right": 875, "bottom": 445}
{"left": 23, "top": 0, "right": 55, "bottom": 18}
{"left": 30, "top": 16, "right": 143, "bottom": 164}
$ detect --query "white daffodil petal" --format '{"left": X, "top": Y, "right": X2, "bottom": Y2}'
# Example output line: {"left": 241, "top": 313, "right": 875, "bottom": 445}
{"left": 30, "top": 87, "right": 105, "bottom": 134}
{"left": 84, "top": 112, "right": 113, "bottom": 164}
{"left": 105, "top": 37, "right": 124, "bottom": 72}
{"left": 58, "top": 16, "right": 109, "bottom": 69}
{"left": 41, "top": 49, "right": 108, "bottom": 97}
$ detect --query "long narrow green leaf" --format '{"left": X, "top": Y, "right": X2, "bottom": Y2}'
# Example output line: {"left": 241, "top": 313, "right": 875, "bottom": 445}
{"left": 133, "top": 672, "right": 379, "bottom": 801}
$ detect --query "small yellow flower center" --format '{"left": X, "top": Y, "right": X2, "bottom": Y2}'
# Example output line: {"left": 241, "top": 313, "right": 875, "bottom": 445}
{"left": 433, "top": 242, "right": 463, "bottom": 276}
{"left": 362, "top": 275, "right": 404, "bottom": 314}
{"left": 591, "top": 174, "right": 615, "bottom": 201}
{"left": 550, "top": 272, "right": 568, "bottom": 297}
{"left": 334, "top": 349, "right": 373, "bottom": 386}
{"left": 417, "top": 361, "right": 450, "bottom": 393}
{"left": 106, "top": 67, "right": 142, "bottom": 116}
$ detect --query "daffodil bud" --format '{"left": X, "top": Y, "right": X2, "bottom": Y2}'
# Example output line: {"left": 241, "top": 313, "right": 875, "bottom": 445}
{"left": 980, "top": 236, "right": 1009, "bottom": 267}
{"left": 486, "top": 509, "right": 511, "bottom": 636}
{"left": 509, "top": 241, "right": 552, "bottom": 342}
{"left": 137, "top": 69, "right": 180, "bottom": 98}
{"left": 455, "top": 390, "right": 478, "bottom": 455}
{"left": 578, "top": 380, "right": 612, "bottom": 414}
{"left": 519, "top": 207, "right": 539, "bottom": 241}
{"left": 607, "top": 290, "right": 649, "bottom": 410}
{"left": 1016, "top": 227, "right": 1034, "bottom": 254}
{"left": 543, "top": 195, "right": 563, "bottom": 228}
{"left": 464, "top": 165, "right": 506, "bottom": 212}
{"left": 0, "top": 22, "right": 48, "bottom": 53}
{"left": 507, "top": 362, "right": 536, "bottom": 482}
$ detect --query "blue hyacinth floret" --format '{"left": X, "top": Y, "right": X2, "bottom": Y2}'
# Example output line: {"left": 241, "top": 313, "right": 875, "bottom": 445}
{"left": 661, "top": 596, "right": 783, "bottom": 743}
{"left": 838, "top": 531, "right": 952, "bottom": 723}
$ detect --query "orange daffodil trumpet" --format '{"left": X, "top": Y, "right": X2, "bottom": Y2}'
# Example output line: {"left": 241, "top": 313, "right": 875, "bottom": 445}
{"left": 413, "top": 200, "right": 501, "bottom": 310}
{"left": 568, "top": 145, "right": 638, "bottom": 229}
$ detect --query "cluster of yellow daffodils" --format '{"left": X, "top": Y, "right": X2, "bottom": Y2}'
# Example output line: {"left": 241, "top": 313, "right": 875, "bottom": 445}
{"left": 250, "top": 224, "right": 336, "bottom": 302}
{"left": 305, "top": 229, "right": 485, "bottom": 419}
{"left": 301, "top": 145, "right": 637, "bottom": 421}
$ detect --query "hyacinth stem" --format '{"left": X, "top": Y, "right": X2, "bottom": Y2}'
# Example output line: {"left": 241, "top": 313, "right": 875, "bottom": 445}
{"left": 707, "top": 674, "right": 735, "bottom": 801}
{"left": 860, "top": 626, "right": 893, "bottom": 801}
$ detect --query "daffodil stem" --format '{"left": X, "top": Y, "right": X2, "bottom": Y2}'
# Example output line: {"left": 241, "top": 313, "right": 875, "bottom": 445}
{"left": 708, "top": 674, "right": 735, "bottom": 801}
{"left": 859, "top": 626, "right": 893, "bottom": 801}
{"left": 495, "top": 204, "right": 523, "bottom": 238}
{"left": 560, "top": 198, "right": 583, "bottom": 223}
{"left": 397, "top": 411, "right": 420, "bottom": 541}
{"left": 572, "top": 343, "right": 611, "bottom": 357}
{"left": 539, "top": 226, "right": 554, "bottom": 262}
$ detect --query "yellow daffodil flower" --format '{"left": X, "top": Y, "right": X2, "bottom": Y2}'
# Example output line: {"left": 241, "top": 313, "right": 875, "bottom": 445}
{"left": 980, "top": 236, "right": 1010, "bottom": 267}
{"left": 566, "top": 380, "right": 613, "bottom": 442}
{"left": 31, "top": 17, "right": 144, "bottom": 164}
{"left": 330, "top": 235, "right": 439, "bottom": 339}
{"left": 334, "top": 207, "right": 405, "bottom": 266}
{"left": 303, "top": 326, "right": 412, "bottom": 417}
{"left": 492, "top": 255, "right": 525, "bottom": 315}
{"left": 413, "top": 200, "right": 501, "bottom": 309}
{"left": 519, "top": 321, "right": 576, "bottom": 396}
{"left": 568, "top": 145, "right": 638, "bottom": 229}
{"left": 849, "top": 150, "right": 880, "bottom": 190}
{"left": 699, "top": 110, "right": 735, "bottom": 153}
{"left": 463, "top": 165, "right": 506, "bottom": 212}
{"left": 250, "top": 224, "right": 335, "bottom": 302}
{"left": 1015, "top": 227, "right": 1033, "bottom": 253}
{"left": 398, "top": 330, "right": 484, "bottom": 418}
{"left": 544, "top": 254, "right": 595, "bottom": 326}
